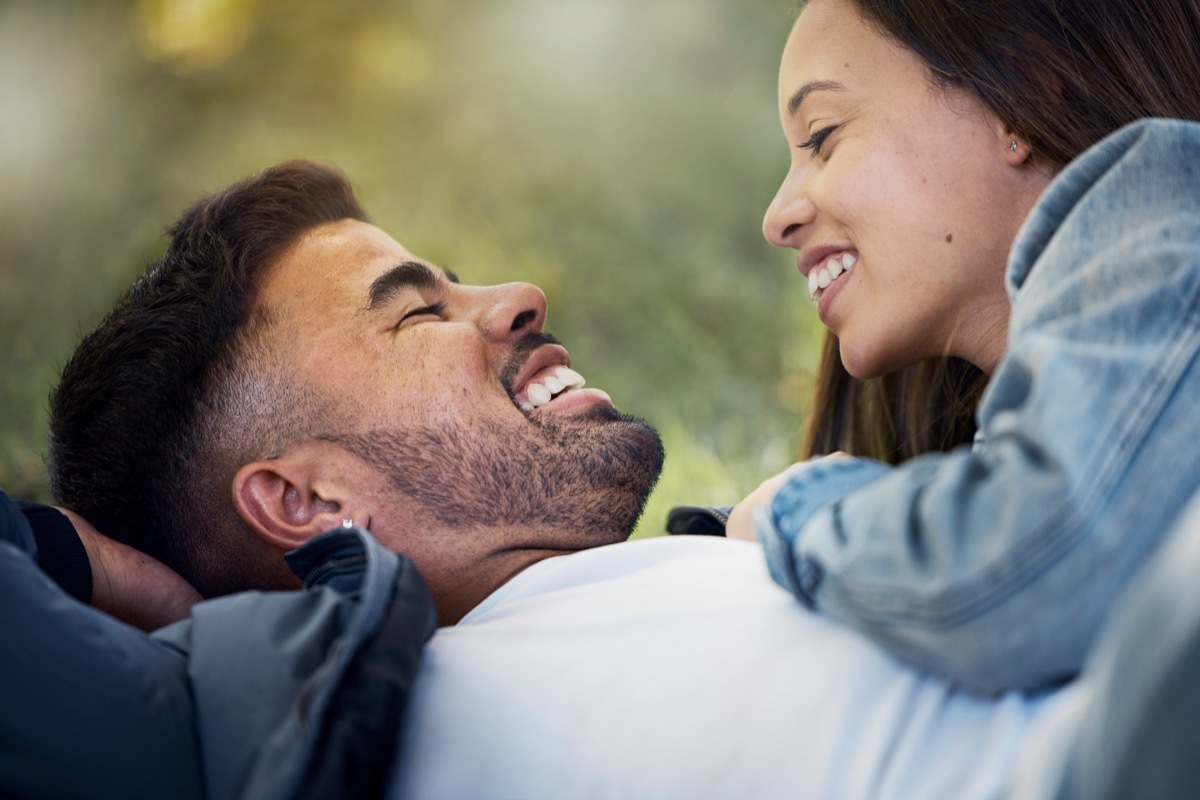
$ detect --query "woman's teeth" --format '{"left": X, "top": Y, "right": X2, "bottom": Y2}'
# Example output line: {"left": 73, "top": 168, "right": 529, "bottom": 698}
{"left": 519, "top": 366, "right": 587, "bottom": 411}
{"left": 808, "top": 252, "right": 857, "bottom": 302}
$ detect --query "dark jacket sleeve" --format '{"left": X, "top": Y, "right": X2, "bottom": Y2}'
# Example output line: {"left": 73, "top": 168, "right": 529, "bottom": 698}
{"left": 0, "top": 490, "right": 204, "bottom": 800}
{"left": 292, "top": 553, "right": 435, "bottom": 799}
{"left": 153, "top": 526, "right": 437, "bottom": 800}
{"left": 17, "top": 501, "right": 93, "bottom": 603}
{"left": 2, "top": 490, "right": 432, "bottom": 800}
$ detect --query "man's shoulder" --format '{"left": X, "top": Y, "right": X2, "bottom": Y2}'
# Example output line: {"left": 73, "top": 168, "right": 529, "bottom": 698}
{"left": 458, "top": 535, "right": 773, "bottom": 626}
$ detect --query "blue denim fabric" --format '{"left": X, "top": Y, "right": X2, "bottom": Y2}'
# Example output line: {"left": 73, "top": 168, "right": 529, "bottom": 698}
{"left": 755, "top": 118, "right": 1200, "bottom": 694}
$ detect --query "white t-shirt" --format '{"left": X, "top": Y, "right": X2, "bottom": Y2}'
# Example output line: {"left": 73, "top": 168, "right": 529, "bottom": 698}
{"left": 389, "top": 536, "right": 1063, "bottom": 799}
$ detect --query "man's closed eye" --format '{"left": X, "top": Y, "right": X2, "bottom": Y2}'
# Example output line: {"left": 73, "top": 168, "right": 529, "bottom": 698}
{"left": 396, "top": 301, "right": 446, "bottom": 329}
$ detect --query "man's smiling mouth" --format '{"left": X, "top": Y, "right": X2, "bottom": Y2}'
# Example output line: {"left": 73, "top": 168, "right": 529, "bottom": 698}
{"left": 504, "top": 336, "right": 611, "bottom": 415}
{"left": 515, "top": 365, "right": 587, "bottom": 411}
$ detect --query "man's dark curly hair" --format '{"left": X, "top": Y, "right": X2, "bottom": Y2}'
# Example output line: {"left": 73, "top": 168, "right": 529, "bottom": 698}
{"left": 49, "top": 160, "right": 369, "bottom": 596}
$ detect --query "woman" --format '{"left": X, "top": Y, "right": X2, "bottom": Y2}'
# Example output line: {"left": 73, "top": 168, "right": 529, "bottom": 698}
{"left": 728, "top": 0, "right": 1200, "bottom": 694}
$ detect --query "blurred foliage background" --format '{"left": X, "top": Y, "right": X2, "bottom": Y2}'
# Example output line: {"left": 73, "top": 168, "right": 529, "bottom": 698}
{"left": 0, "top": 0, "right": 823, "bottom": 537}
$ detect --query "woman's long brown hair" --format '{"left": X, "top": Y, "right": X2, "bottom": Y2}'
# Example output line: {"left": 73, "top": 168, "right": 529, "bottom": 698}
{"left": 802, "top": 334, "right": 987, "bottom": 461}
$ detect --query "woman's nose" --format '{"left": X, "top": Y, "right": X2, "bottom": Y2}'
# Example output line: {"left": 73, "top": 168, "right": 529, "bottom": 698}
{"left": 763, "top": 171, "right": 816, "bottom": 249}
{"left": 477, "top": 281, "right": 548, "bottom": 341}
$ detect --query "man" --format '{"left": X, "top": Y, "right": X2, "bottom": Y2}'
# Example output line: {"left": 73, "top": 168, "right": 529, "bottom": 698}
{"left": 50, "top": 159, "right": 664, "bottom": 625}
{"left": 44, "top": 161, "right": 1070, "bottom": 798}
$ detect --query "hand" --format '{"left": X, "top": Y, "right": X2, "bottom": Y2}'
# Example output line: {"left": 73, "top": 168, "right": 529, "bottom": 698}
{"left": 727, "top": 453, "right": 853, "bottom": 543}
{"left": 727, "top": 471, "right": 796, "bottom": 542}
{"left": 59, "top": 508, "right": 202, "bottom": 631}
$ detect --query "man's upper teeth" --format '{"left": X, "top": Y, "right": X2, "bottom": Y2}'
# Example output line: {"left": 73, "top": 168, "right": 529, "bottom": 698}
{"left": 808, "top": 252, "right": 857, "bottom": 301}
{"left": 522, "top": 366, "right": 587, "bottom": 410}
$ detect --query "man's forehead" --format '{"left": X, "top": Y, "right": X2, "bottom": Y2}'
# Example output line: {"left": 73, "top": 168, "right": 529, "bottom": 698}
{"left": 261, "top": 219, "right": 429, "bottom": 304}
{"left": 295, "top": 219, "right": 418, "bottom": 276}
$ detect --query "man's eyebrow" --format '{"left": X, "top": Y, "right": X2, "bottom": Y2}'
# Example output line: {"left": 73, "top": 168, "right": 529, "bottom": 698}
{"left": 367, "top": 261, "right": 460, "bottom": 310}
{"left": 786, "top": 80, "right": 846, "bottom": 117}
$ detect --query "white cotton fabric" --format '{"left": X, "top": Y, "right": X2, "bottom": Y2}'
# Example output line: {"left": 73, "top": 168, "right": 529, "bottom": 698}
{"left": 388, "top": 536, "right": 1063, "bottom": 799}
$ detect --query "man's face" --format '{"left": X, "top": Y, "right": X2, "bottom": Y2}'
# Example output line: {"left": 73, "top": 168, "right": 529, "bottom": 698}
{"left": 253, "top": 219, "right": 663, "bottom": 573}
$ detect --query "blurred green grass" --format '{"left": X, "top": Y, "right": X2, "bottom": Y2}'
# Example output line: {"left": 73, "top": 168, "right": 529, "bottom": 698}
{"left": 0, "top": 0, "right": 821, "bottom": 536}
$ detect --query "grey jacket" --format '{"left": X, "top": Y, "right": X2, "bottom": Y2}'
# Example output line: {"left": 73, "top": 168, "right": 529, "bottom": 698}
{"left": 0, "top": 490, "right": 436, "bottom": 799}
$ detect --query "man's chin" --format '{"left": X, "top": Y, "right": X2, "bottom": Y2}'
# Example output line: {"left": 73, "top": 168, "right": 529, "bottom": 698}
{"left": 539, "top": 404, "right": 664, "bottom": 534}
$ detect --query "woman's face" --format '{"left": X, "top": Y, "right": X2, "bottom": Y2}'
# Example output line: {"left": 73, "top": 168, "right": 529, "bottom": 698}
{"left": 763, "top": 0, "right": 1051, "bottom": 377}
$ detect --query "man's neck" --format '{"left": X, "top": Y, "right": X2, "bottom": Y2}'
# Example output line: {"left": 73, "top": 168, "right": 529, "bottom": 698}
{"left": 430, "top": 545, "right": 581, "bottom": 626}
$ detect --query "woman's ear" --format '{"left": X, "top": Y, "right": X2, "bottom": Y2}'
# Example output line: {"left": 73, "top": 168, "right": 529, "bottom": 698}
{"left": 999, "top": 123, "right": 1034, "bottom": 166}
{"left": 232, "top": 444, "right": 355, "bottom": 551}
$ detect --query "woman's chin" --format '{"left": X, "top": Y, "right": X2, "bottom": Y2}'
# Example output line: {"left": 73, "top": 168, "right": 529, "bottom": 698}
{"left": 837, "top": 339, "right": 894, "bottom": 380}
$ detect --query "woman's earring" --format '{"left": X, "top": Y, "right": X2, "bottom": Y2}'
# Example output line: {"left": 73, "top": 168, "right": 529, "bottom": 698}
{"left": 1009, "top": 140, "right": 1019, "bottom": 153}
{"left": 341, "top": 518, "right": 354, "bottom": 529}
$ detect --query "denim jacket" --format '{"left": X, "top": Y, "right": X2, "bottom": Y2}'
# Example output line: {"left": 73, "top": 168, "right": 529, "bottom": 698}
{"left": 755, "top": 118, "right": 1200, "bottom": 694}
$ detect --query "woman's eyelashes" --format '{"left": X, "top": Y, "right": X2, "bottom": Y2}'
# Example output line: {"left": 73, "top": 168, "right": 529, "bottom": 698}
{"left": 798, "top": 124, "right": 839, "bottom": 158}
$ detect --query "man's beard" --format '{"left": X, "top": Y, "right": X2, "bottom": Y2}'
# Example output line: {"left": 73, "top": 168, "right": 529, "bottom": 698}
{"left": 327, "top": 334, "right": 664, "bottom": 543}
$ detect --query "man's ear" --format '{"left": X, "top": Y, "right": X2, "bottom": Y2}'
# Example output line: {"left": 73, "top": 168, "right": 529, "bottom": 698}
{"left": 232, "top": 444, "right": 361, "bottom": 551}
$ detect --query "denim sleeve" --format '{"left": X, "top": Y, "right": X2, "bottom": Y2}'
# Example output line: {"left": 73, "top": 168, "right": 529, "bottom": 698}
{"left": 755, "top": 458, "right": 892, "bottom": 600}
{"left": 757, "top": 119, "right": 1200, "bottom": 694}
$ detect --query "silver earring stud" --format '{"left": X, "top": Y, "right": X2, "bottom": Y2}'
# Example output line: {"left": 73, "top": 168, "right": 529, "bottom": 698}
{"left": 1009, "top": 140, "right": 1019, "bottom": 152}
{"left": 341, "top": 518, "right": 354, "bottom": 529}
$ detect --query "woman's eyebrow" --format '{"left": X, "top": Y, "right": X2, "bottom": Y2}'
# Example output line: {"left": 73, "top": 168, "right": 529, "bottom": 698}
{"left": 367, "top": 261, "right": 459, "bottom": 310}
{"left": 787, "top": 79, "right": 846, "bottom": 117}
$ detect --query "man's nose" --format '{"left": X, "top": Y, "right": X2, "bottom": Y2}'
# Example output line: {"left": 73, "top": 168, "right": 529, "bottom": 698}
{"left": 476, "top": 282, "right": 548, "bottom": 341}
{"left": 762, "top": 170, "right": 816, "bottom": 249}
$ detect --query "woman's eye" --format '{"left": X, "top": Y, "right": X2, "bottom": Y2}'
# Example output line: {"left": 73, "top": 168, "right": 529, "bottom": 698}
{"left": 397, "top": 301, "right": 446, "bottom": 327}
{"left": 798, "top": 125, "right": 838, "bottom": 158}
